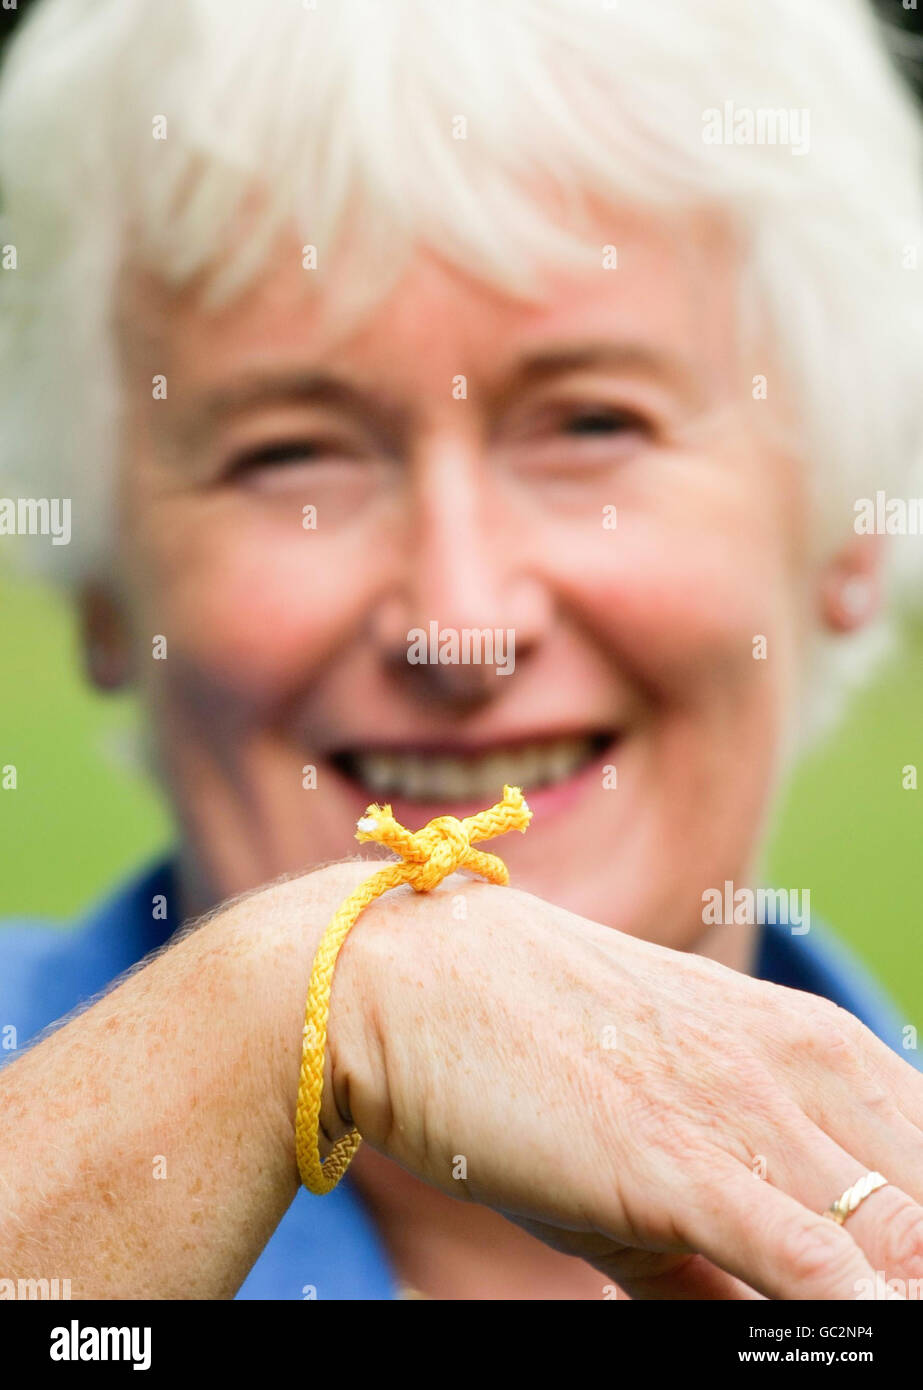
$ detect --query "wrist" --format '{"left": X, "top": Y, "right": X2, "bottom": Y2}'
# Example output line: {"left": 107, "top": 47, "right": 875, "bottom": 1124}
{"left": 243, "top": 861, "right": 390, "bottom": 1175}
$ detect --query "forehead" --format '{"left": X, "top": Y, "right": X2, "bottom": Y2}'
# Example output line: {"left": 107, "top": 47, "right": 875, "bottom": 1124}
{"left": 116, "top": 203, "right": 742, "bottom": 395}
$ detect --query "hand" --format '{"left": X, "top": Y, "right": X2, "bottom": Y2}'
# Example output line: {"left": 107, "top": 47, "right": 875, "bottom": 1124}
{"left": 320, "top": 872, "right": 923, "bottom": 1299}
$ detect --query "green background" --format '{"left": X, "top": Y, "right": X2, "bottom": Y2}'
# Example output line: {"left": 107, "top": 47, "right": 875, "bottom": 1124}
{"left": 1, "top": 569, "right": 920, "bottom": 1023}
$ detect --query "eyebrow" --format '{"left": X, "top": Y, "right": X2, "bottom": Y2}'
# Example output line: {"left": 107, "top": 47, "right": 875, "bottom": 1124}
{"left": 183, "top": 372, "right": 409, "bottom": 447}
{"left": 500, "top": 340, "right": 705, "bottom": 405}
{"left": 182, "top": 339, "right": 702, "bottom": 445}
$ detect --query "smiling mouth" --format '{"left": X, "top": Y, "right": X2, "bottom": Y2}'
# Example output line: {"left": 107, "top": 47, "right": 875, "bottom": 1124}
{"left": 330, "top": 731, "right": 615, "bottom": 803}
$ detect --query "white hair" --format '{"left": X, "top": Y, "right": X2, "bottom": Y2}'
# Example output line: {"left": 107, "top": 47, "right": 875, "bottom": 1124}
{"left": 1, "top": 0, "right": 921, "bottom": 743}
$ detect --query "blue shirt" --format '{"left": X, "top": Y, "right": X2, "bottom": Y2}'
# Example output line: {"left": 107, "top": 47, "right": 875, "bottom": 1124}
{"left": 0, "top": 858, "right": 917, "bottom": 1299}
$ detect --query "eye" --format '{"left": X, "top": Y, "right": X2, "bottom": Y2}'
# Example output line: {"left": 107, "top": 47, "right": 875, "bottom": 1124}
{"left": 222, "top": 436, "right": 372, "bottom": 486}
{"left": 228, "top": 440, "right": 329, "bottom": 474}
{"left": 561, "top": 407, "right": 649, "bottom": 437}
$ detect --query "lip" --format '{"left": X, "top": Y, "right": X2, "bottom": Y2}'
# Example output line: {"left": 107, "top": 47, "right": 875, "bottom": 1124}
{"left": 324, "top": 729, "right": 623, "bottom": 829}
{"left": 325, "top": 725, "right": 617, "bottom": 759}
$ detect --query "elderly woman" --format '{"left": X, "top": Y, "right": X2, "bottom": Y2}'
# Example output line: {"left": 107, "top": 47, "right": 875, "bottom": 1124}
{"left": 1, "top": 0, "right": 922, "bottom": 1302}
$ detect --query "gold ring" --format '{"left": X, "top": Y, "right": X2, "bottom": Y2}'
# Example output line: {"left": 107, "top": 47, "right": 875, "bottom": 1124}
{"left": 824, "top": 1171, "right": 889, "bottom": 1226}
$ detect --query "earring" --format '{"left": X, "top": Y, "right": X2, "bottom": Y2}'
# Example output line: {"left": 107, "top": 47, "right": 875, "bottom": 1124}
{"left": 838, "top": 577, "right": 873, "bottom": 621}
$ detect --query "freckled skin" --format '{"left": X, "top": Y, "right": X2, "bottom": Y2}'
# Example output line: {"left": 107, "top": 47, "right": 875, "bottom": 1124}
{"left": 0, "top": 866, "right": 364, "bottom": 1298}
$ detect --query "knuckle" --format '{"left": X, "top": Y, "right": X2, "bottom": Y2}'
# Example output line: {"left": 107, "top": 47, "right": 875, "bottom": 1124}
{"left": 785, "top": 997, "right": 862, "bottom": 1072}
{"left": 880, "top": 1202, "right": 923, "bottom": 1277}
{"left": 777, "top": 1213, "right": 855, "bottom": 1287}
{"left": 853, "top": 1069, "right": 901, "bottom": 1120}
{"left": 827, "top": 1000, "right": 866, "bottom": 1044}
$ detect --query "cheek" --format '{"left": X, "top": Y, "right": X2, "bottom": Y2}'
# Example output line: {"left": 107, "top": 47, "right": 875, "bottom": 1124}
{"left": 550, "top": 455, "right": 800, "bottom": 706}
{"left": 121, "top": 497, "right": 375, "bottom": 709}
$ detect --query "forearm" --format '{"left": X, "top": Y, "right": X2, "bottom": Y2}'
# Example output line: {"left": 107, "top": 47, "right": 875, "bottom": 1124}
{"left": 0, "top": 860, "right": 376, "bottom": 1300}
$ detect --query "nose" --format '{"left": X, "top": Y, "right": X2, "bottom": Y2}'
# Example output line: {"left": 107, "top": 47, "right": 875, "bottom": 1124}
{"left": 373, "top": 430, "right": 550, "bottom": 707}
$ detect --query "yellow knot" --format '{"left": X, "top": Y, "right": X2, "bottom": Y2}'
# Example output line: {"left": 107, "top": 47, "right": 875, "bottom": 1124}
{"left": 294, "top": 785, "right": 532, "bottom": 1195}
{"left": 354, "top": 784, "right": 532, "bottom": 893}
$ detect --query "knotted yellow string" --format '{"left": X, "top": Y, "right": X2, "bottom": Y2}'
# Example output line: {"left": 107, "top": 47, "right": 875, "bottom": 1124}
{"left": 294, "top": 784, "right": 533, "bottom": 1195}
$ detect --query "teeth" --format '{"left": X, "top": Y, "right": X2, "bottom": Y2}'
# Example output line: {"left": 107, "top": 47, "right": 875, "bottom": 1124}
{"left": 347, "top": 735, "right": 600, "bottom": 801}
{"left": 401, "top": 760, "right": 430, "bottom": 800}
{"left": 481, "top": 754, "right": 513, "bottom": 793}
{"left": 432, "top": 759, "right": 474, "bottom": 799}
{"left": 362, "top": 753, "right": 396, "bottom": 792}
{"left": 544, "top": 743, "right": 573, "bottom": 784}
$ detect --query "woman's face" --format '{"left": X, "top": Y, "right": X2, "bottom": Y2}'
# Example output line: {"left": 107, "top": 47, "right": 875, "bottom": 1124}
{"left": 104, "top": 204, "right": 816, "bottom": 959}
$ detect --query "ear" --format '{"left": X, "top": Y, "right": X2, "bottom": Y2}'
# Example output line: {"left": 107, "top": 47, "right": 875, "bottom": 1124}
{"left": 818, "top": 532, "right": 887, "bottom": 634}
{"left": 78, "top": 581, "right": 133, "bottom": 690}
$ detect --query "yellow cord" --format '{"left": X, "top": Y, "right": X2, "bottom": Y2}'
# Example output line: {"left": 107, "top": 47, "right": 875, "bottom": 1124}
{"left": 294, "top": 784, "right": 533, "bottom": 1195}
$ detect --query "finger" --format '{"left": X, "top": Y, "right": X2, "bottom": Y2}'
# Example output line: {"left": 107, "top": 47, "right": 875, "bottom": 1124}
{"left": 772, "top": 1006, "right": 922, "bottom": 1212}
{"left": 510, "top": 1217, "right": 764, "bottom": 1300}
{"left": 851, "top": 1022, "right": 923, "bottom": 1131}
{"left": 757, "top": 1119, "right": 923, "bottom": 1290}
{"left": 821, "top": 1181, "right": 923, "bottom": 1297}
{"left": 675, "top": 1159, "right": 881, "bottom": 1300}
{"left": 818, "top": 1103, "right": 923, "bottom": 1210}
{"left": 839, "top": 1053, "right": 923, "bottom": 1163}
{"left": 780, "top": 1025, "right": 923, "bottom": 1207}
{"left": 843, "top": 1110, "right": 923, "bottom": 1212}
{"left": 785, "top": 999, "right": 923, "bottom": 1135}
{"left": 596, "top": 1251, "right": 765, "bottom": 1301}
